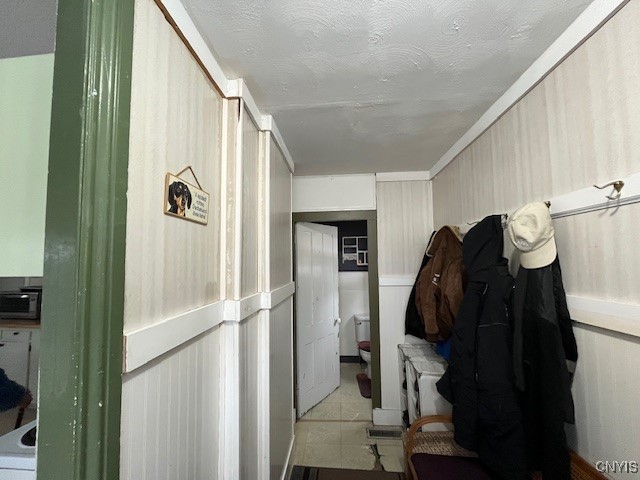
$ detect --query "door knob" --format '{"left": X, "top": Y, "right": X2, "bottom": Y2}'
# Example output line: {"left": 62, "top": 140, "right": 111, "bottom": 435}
{"left": 334, "top": 317, "right": 341, "bottom": 326}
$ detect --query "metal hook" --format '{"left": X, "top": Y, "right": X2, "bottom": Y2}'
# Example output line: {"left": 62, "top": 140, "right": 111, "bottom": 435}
{"left": 593, "top": 180, "right": 625, "bottom": 200}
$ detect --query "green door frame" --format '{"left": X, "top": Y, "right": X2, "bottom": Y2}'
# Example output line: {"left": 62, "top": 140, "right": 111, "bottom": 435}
{"left": 37, "top": 1, "right": 134, "bottom": 479}
{"left": 292, "top": 211, "right": 381, "bottom": 409}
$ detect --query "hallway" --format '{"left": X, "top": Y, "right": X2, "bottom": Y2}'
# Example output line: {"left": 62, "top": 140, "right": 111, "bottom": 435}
{"left": 291, "top": 363, "right": 404, "bottom": 473}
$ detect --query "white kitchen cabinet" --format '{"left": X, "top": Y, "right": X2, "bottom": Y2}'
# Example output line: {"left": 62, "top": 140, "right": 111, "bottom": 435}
{"left": 0, "top": 329, "right": 39, "bottom": 409}
{"left": 0, "top": 341, "right": 29, "bottom": 386}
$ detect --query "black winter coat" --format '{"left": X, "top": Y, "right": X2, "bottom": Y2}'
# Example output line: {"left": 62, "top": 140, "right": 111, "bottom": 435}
{"left": 437, "top": 216, "right": 527, "bottom": 480}
{"left": 513, "top": 257, "right": 578, "bottom": 480}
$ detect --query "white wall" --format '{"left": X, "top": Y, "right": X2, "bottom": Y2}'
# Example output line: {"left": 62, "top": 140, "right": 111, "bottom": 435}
{"left": 292, "top": 174, "right": 376, "bottom": 212}
{"left": 119, "top": 1, "right": 295, "bottom": 479}
{"left": 0, "top": 54, "right": 53, "bottom": 277}
{"left": 120, "top": 0, "right": 225, "bottom": 477}
{"left": 431, "top": 1, "right": 640, "bottom": 474}
{"left": 376, "top": 180, "right": 433, "bottom": 419}
{"left": 121, "top": 329, "right": 222, "bottom": 480}
{"left": 338, "top": 272, "right": 369, "bottom": 357}
{"left": 268, "top": 137, "right": 295, "bottom": 478}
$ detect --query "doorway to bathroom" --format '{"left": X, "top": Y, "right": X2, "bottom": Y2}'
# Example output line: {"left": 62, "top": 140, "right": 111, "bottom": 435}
{"left": 290, "top": 212, "right": 404, "bottom": 473}
{"left": 292, "top": 210, "right": 380, "bottom": 413}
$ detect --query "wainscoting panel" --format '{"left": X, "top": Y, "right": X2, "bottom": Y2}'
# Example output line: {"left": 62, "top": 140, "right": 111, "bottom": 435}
{"left": 241, "top": 109, "right": 262, "bottom": 297}
{"left": 239, "top": 312, "right": 261, "bottom": 480}
{"left": 120, "top": 327, "right": 221, "bottom": 480}
{"left": 270, "top": 137, "right": 293, "bottom": 290}
{"left": 269, "top": 298, "right": 294, "bottom": 479}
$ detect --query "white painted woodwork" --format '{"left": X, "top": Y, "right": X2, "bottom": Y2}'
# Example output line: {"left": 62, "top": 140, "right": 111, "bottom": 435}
{"left": 292, "top": 174, "right": 376, "bottom": 212}
{"left": 241, "top": 109, "right": 262, "bottom": 297}
{"left": 0, "top": 339, "right": 29, "bottom": 387}
{"left": 378, "top": 285, "right": 413, "bottom": 411}
{"left": 295, "top": 223, "right": 340, "bottom": 416}
{"left": 338, "top": 272, "right": 369, "bottom": 357}
{"left": 377, "top": 181, "right": 433, "bottom": 277}
{"left": 269, "top": 298, "right": 294, "bottom": 479}
{"left": 376, "top": 171, "right": 430, "bottom": 182}
{"left": 123, "top": 301, "right": 224, "bottom": 372}
{"left": 567, "top": 296, "right": 640, "bottom": 339}
{"left": 124, "top": 0, "right": 223, "bottom": 333}
{"left": 270, "top": 137, "right": 293, "bottom": 289}
{"left": 431, "top": 2, "right": 640, "bottom": 472}
{"left": 239, "top": 313, "right": 261, "bottom": 480}
{"left": 120, "top": 327, "right": 222, "bottom": 480}
{"left": 224, "top": 98, "right": 241, "bottom": 300}
{"left": 567, "top": 325, "right": 640, "bottom": 480}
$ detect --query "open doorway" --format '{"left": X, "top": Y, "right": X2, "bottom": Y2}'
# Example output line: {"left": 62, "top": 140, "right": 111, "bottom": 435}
{"left": 289, "top": 212, "right": 405, "bottom": 473}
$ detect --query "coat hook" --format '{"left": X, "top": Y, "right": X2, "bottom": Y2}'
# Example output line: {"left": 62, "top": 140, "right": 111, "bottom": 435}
{"left": 544, "top": 201, "right": 551, "bottom": 208}
{"left": 593, "top": 180, "right": 625, "bottom": 200}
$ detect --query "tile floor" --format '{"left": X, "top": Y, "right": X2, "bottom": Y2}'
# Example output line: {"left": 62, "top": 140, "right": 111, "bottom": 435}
{"left": 291, "top": 363, "right": 405, "bottom": 473}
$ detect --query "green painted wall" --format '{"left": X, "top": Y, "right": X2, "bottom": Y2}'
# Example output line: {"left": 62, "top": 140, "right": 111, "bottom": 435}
{"left": 0, "top": 53, "right": 54, "bottom": 277}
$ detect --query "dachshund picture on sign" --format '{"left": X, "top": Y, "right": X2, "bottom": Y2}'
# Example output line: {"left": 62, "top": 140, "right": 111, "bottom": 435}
{"left": 164, "top": 172, "right": 209, "bottom": 225}
{"left": 167, "top": 180, "right": 192, "bottom": 217}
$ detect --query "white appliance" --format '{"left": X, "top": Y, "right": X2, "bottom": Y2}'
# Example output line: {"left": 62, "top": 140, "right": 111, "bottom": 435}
{"left": 397, "top": 343, "right": 439, "bottom": 426}
{"left": 406, "top": 357, "right": 452, "bottom": 430}
{"left": 0, "top": 420, "right": 36, "bottom": 480}
{"left": 354, "top": 313, "right": 371, "bottom": 377}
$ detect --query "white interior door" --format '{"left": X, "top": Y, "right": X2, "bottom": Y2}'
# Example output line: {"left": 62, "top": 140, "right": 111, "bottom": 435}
{"left": 295, "top": 222, "right": 340, "bottom": 417}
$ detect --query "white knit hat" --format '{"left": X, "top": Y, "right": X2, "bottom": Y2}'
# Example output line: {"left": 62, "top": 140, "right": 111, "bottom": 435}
{"left": 507, "top": 202, "right": 557, "bottom": 269}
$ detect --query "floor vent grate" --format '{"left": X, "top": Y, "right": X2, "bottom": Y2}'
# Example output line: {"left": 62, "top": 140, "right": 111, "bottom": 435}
{"left": 367, "top": 427, "right": 404, "bottom": 439}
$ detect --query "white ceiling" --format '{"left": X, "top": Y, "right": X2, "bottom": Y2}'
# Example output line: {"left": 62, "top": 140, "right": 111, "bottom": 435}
{"left": 182, "top": 0, "right": 594, "bottom": 175}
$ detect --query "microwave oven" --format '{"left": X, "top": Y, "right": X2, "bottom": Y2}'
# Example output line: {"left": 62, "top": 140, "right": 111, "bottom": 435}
{"left": 0, "top": 290, "right": 41, "bottom": 319}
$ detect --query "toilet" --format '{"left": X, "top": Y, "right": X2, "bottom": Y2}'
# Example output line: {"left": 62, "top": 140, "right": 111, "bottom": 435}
{"left": 354, "top": 313, "right": 372, "bottom": 378}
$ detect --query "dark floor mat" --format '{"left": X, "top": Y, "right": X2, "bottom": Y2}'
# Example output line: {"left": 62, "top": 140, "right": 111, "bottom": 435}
{"left": 290, "top": 465, "right": 404, "bottom": 480}
{"left": 356, "top": 373, "right": 372, "bottom": 398}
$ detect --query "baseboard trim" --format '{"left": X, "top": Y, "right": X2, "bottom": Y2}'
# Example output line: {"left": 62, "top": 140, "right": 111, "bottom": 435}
{"left": 281, "top": 434, "right": 296, "bottom": 480}
{"left": 340, "top": 356, "right": 361, "bottom": 364}
{"left": 373, "top": 408, "right": 403, "bottom": 426}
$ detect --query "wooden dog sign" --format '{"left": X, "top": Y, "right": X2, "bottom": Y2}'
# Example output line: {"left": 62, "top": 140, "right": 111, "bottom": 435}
{"left": 164, "top": 172, "right": 209, "bottom": 225}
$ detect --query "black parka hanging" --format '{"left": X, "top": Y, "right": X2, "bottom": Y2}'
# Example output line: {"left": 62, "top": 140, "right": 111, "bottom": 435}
{"left": 512, "top": 257, "right": 578, "bottom": 480}
{"left": 437, "top": 215, "right": 527, "bottom": 480}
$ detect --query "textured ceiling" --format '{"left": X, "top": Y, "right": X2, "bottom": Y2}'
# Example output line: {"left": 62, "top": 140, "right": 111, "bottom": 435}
{"left": 182, "top": 0, "right": 594, "bottom": 175}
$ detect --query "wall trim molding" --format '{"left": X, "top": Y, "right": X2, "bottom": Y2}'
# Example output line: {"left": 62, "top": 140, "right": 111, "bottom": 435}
{"left": 460, "top": 171, "right": 640, "bottom": 226}
{"left": 376, "top": 171, "right": 430, "bottom": 182}
{"left": 549, "top": 172, "right": 640, "bottom": 220}
{"left": 123, "top": 301, "right": 225, "bottom": 372}
{"left": 269, "top": 283, "right": 296, "bottom": 309}
{"left": 379, "top": 275, "right": 416, "bottom": 287}
{"left": 153, "top": 1, "right": 295, "bottom": 171}
{"left": 280, "top": 435, "right": 296, "bottom": 480}
{"left": 373, "top": 408, "right": 403, "bottom": 426}
{"left": 265, "top": 120, "right": 295, "bottom": 174}
{"left": 124, "top": 287, "right": 297, "bottom": 373}
{"left": 429, "top": 0, "right": 630, "bottom": 179}
{"left": 153, "top": 0, "right": 230, "bottom": 95}
{"left": 568, "top": 295, "right": 640, "bottom": 339}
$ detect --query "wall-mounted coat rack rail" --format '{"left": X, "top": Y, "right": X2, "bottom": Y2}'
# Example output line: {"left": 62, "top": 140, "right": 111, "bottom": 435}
{"left": 549, "top": 172, "right": 640, "bottom": 219}
{"left": 458, "top": 171, "right": 640, "bottom": 339}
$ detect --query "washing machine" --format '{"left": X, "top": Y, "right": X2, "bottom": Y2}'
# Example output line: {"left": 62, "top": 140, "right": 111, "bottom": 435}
{"left": 0, "top": 420, "right": 36, "bottom": 480}
{"left": 406, "top": 356, "right": 451, "bottom": 430}
{"left": 397, "top": 343, "right": 438, "bottom": 426}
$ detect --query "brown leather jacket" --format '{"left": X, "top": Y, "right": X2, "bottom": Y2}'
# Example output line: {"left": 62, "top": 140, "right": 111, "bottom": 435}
{"left": 415, "top": 226, "right": 466, "bottom": 342}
